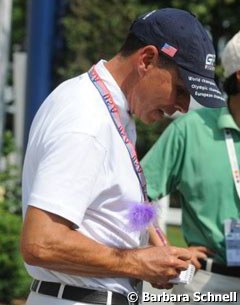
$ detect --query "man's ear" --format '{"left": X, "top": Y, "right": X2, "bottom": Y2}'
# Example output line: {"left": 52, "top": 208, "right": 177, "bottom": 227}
{"left": 137, "top": 45, "right": 159, "bottom": 76}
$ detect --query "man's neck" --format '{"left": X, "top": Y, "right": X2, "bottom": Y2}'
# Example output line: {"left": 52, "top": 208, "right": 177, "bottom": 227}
{"left": 104, "top": 55, "right": 139, "bottom": 111}
{"left": 228, "top": 93, "right": 240, "bottom": 128}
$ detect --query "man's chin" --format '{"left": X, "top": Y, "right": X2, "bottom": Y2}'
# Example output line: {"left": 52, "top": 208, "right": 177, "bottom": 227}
{"left": 150, "top": 111, "right": 165, "bottom": 123}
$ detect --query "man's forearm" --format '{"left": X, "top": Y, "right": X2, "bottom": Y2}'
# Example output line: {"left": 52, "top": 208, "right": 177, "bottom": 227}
{"left": 21, "top": 227, "right": 140, "bottom": 278}
{"left": 21, "top": 206, "right": 191, "bottom": 284}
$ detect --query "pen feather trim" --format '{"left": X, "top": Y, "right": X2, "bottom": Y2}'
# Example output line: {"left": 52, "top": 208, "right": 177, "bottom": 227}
{"left": 127, "top": 202, "right": 157, "bottom": 231}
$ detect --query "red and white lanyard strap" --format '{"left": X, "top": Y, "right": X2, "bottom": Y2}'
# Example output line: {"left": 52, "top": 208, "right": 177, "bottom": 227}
{"left": 224, "top": 128, "right": 240, "bottom": 199}
{"left": 88, "top": 65, "right": 148, "bottom": 202}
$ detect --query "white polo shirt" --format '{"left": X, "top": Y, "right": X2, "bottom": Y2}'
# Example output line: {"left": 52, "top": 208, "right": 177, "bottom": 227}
{"left": 22, "top": 60, "right": 145, "bottom": 295}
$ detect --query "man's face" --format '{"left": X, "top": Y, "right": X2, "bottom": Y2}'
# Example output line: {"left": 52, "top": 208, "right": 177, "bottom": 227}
{"left": 129, "top": 64, "right": 190, "bottom": 124}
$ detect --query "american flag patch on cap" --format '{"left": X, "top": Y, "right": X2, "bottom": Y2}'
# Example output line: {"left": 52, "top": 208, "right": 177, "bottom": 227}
{"left": 161, "top": 43, "right": 178, "bottom": 57}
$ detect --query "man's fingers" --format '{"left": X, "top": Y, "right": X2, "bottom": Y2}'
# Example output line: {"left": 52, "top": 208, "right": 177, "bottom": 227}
{"left": 174, "top": 248, "right": 192, "bottom": 261}
{"left": 195, "top": 252, "right": 207, "bottom": 260}
{"left": 176, "top": 260, "right": 190, "bottom": 271}
{"left": 189, "top": 246, "right": 215, "bottom": 255}
{"left": 191, "top": 257, "right": 202, "bottom": 269}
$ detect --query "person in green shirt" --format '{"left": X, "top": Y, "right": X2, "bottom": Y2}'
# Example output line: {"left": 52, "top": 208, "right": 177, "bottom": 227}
{"left": 141, "top": 31, "right": 240, "bottom": 303}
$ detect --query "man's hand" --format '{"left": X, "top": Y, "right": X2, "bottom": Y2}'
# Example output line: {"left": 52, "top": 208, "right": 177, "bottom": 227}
{"left": 132, "top": 245, "right": 191, "bottom": 285}
{"left": 187, "top": 246, "right": 214, "bottom": 269}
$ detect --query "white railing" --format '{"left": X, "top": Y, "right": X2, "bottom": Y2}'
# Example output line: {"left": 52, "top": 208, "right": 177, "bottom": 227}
{"left": 155, "top": 196, "right": 182, "bottom": 233}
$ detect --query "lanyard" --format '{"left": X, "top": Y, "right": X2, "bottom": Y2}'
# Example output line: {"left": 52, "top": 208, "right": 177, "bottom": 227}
{"left": 88, "top": 65, "right": 148, "bottom": 202}
{"left": 224, "top": 128, "right": 240, "bottom": 199}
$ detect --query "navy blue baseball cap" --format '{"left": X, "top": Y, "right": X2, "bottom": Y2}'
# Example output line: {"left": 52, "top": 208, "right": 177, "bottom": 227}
{"left": 129, "top": 8, "right": 225, "bottom": 107}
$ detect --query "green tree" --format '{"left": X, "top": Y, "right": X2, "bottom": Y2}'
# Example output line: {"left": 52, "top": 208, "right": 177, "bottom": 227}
{"left": 0, "top": 132, "right": 31, "bottom": 303}
{"left": 11, "top": 0, "right": 27, "bottom": 50}
{"left": 0, "top": 213, "right": 30, "bottom": 303}
{"left": 58, "top": 0, "right": 152, "bottom": 79}
{"left": 0, "top": 131, "right": 21, "bottom": 214}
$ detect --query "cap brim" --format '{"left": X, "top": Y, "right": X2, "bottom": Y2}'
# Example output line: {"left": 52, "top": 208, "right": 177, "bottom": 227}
{"left": 179, "top": 68, "right": 226, "bottom": 108}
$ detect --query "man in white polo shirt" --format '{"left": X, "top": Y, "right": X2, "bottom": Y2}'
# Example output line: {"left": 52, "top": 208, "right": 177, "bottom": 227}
{"left": 21, "top": 8, "right": 225, "bottom": 305}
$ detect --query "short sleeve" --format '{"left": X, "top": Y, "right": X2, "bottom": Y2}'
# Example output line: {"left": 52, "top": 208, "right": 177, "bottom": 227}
{"left": 28, "top": 133, "right": 106, "bottom": 227}
{"left": 141, "top": 122, "right": 185, "bottom": 200}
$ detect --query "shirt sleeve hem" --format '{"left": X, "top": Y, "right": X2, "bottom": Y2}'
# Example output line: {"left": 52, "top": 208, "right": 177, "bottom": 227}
{"left": 27, "top": 194, "right": 84, "bottom": 228}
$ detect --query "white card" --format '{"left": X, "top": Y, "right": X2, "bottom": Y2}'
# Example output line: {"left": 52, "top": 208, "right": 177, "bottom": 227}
{"left": 169, "top": 264, "right": 195, "bottom": 285}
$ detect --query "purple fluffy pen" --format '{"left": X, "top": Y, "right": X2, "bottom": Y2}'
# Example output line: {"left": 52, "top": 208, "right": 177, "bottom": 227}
{"left": 127, "top": 201, "right": 157, "bottom": 231}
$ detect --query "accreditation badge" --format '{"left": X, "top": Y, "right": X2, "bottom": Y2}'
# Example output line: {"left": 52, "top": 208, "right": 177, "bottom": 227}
{"left": 224, "top": 218, "right": 240, "bottom": 266}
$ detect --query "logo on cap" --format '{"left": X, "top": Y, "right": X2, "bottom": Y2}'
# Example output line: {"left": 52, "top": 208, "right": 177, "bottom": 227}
{"left": 205, "top": 54, "right": 216, "bottom": 71}
{"left": 161, "top": 43, "right": 178, "bottom": 57}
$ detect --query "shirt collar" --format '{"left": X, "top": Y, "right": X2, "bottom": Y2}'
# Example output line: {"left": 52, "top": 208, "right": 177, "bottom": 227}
{"left": 218, "top": 106, "right": 240, "bottom": 132}
{"left": 93, "top": 60, "right": 136, "bottom": 144}
{"left": 94, "top": 59, "right": 130, "bottom": 114}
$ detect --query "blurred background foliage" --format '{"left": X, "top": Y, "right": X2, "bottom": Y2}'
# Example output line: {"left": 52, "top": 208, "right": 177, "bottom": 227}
{"left": 1, "top": 0, "right": 239, "bottom": 303}
{"left": 0, "top": 132, "right": 31, "bottom": 303}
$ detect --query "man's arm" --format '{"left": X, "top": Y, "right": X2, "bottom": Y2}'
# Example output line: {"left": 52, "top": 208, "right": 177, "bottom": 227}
{"left": 21, "top": 206, "right": 191, "bottom": 285}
